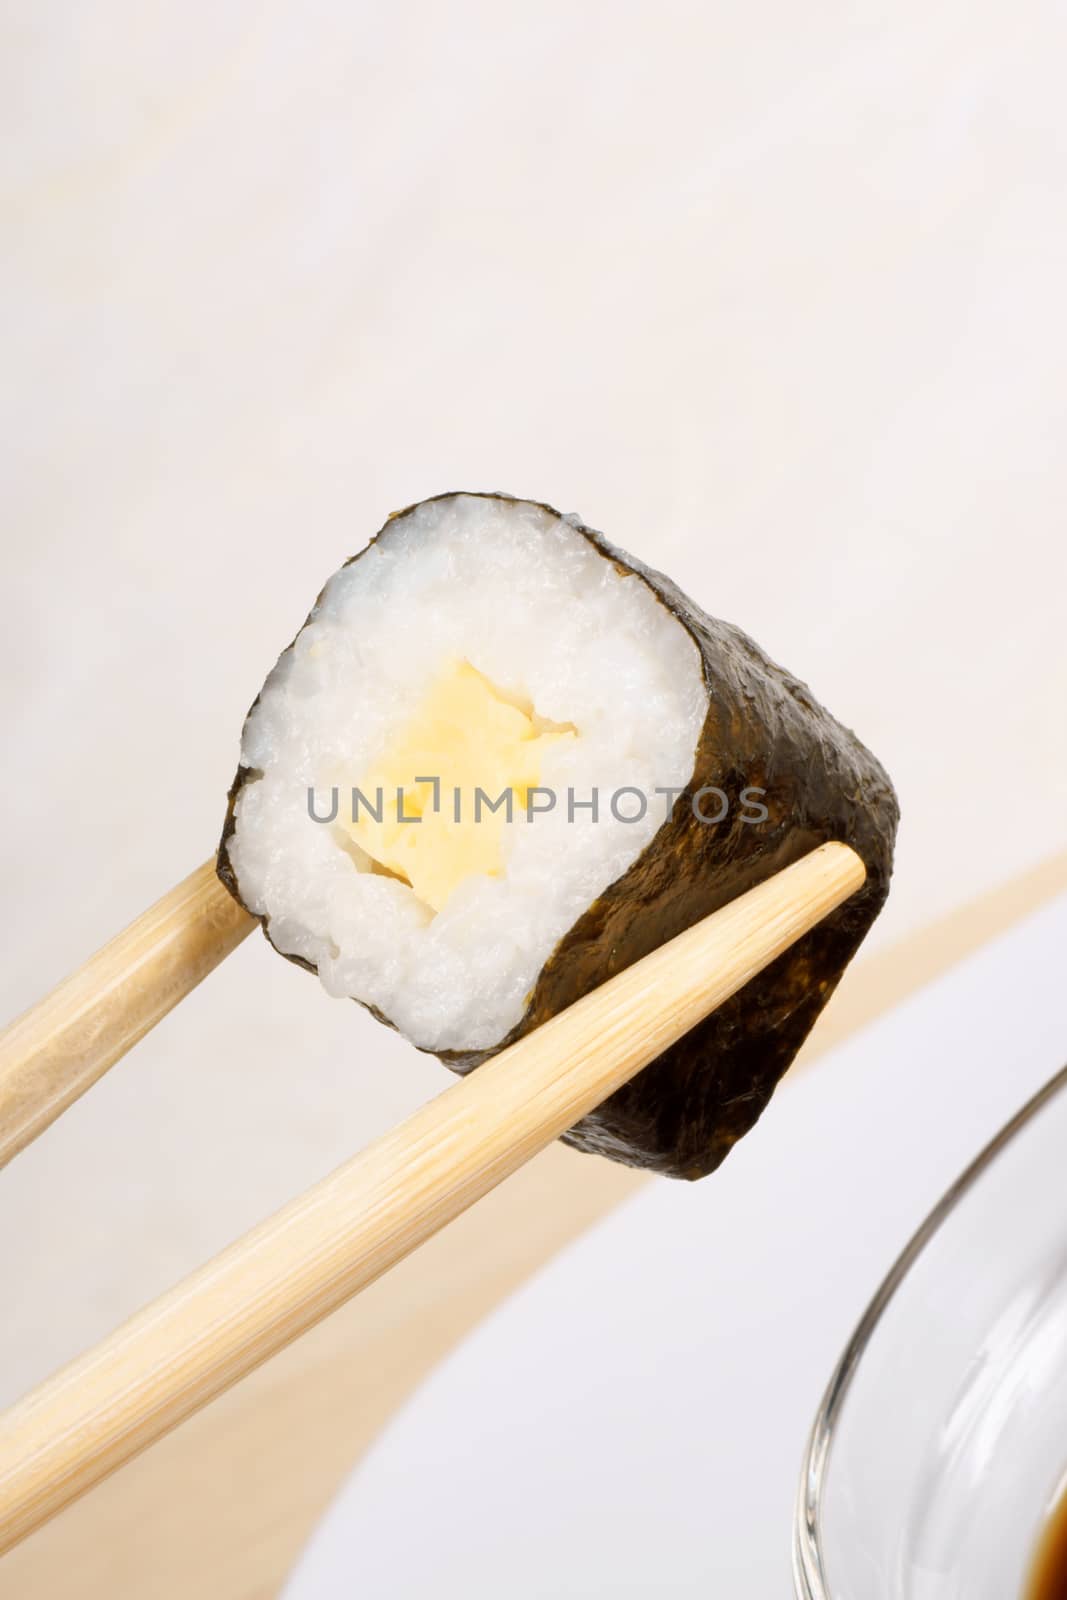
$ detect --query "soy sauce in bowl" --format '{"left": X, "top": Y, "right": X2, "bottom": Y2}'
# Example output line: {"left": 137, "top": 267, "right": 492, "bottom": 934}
{"left": 794, "top": 1066, "right": 1067, "bottom": 1600}
{"left": 1028, "top": 1483, "right": 1067, "bottom": 1600}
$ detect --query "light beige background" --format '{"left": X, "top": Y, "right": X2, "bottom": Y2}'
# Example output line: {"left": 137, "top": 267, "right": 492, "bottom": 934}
{"left": 1, "top": 1, "right": 1066, "bottom": 1592}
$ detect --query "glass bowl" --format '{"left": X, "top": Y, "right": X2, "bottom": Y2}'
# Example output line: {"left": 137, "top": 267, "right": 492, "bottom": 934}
{"left": 794, "top": 1064, "right": 1067, "bottom": 1599}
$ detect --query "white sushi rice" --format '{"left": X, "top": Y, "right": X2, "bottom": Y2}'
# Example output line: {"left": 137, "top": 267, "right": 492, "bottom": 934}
{"left": 227, "top": 495, "right": 707, "bottom": 1051}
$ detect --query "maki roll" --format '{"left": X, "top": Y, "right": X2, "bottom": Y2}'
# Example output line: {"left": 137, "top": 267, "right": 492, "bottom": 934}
{"left": 219, "top": 493, "right": 897, "bottom": 1179}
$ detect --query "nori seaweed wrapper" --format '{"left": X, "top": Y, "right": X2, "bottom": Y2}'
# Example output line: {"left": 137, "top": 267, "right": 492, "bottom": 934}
{"left": 219, "top": 493, "right": 898, "bottom": 1181}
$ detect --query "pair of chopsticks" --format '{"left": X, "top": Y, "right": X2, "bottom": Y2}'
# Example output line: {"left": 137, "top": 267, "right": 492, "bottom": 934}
{"left": 0, "top": 840, "right": 866, "bottom": 1554}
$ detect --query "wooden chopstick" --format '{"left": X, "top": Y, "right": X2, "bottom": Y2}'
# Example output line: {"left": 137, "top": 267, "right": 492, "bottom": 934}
{"left": 0, "top": 841, "right": 865, "bottom": 1555}
{"left": 0, "top": 862, "right": 254, "bottom": 1170}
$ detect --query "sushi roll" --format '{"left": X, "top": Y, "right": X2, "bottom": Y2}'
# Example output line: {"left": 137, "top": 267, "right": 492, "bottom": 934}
{"left": 218, "top": 493, "right": 898, "bottom": 1179}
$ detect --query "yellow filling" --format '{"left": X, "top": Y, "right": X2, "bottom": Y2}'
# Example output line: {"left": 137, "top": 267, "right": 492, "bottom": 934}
{"left": 341, "top": 660, "right": 575, "bottom": 914}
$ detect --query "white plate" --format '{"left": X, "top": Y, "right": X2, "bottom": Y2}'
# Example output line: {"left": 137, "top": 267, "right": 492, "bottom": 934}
{"left": 285, "top": 894, "right": 1067, "bottom": 1599}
